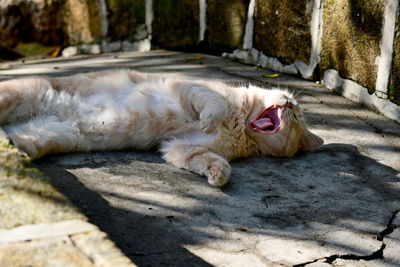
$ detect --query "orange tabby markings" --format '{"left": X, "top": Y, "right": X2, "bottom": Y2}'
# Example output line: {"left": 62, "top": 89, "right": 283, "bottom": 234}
{"left": 0, "top": 70, "right": 323, "bottom": 186}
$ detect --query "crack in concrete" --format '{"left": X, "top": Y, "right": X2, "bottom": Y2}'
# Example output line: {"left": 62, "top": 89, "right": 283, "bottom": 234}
{"left": 377, "top": 210, "right": 399, "bottom": 241}
{"left": 293, "top": 210, "right": 399, "bottom": 267}
{"left": 241, "top": 245, "right": 290, "bottom": 267}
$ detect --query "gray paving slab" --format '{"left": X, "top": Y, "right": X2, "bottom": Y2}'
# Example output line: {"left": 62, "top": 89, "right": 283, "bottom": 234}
{"left": 1, "top": 51, "right": 399, "bottom": 266}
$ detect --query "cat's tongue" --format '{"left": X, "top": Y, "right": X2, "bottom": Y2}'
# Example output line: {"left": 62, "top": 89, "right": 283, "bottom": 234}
{"left": 252, "top": 117, "right": 273, "bottom": 129}
{"left": 250, "top": 105, "right": 282, "bottom": 133}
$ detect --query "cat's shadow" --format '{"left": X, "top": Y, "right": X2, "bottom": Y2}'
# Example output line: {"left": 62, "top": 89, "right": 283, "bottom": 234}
{"left": 37, "top": 150, "right": 215, "bottom": 267}
{"left": 36, "top": 143, "right": 400, "bottom": 266}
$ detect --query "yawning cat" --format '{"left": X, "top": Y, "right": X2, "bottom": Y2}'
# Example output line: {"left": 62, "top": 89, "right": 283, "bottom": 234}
{"left": 0, "top": 70, "right": 323, "bottom": 186}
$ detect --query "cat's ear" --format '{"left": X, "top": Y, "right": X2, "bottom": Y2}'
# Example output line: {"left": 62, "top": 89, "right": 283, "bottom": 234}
{"left": 299, "top": 130, "right": 324, "bottom": 151}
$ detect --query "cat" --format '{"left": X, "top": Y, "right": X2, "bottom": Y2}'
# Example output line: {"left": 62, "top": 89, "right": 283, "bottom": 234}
{"left": 0, "top": 70, "right": 323, "bottom": 187}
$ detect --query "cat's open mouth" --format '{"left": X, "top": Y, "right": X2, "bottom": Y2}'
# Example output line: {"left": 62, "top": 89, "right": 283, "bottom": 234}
{"left": 249, "top": 105, "right": 283, "bottom": 133}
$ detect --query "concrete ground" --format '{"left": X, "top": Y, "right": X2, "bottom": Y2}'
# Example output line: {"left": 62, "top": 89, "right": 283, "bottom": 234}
{"left": 0, "top": 51, "right": 399, "bottom": 267}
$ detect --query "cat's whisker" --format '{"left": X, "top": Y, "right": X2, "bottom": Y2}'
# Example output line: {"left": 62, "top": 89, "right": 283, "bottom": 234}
{"left": 294, "top": 88, "right": 306, "bottom": 98}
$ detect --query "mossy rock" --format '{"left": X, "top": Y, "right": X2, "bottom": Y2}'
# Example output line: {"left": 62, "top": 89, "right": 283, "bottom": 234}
{"left": 206, "top": 0, "right": 249, "bottom": 53}
{"left": 152, "top": 0, "right": 200, "bottom": 49}
{"left": 253, "top": 0, "right": 312, "bottom": 65}
{"left": 320, "top": 0, "right": 384, "bottom": 93}
{"left": 106, "top": 0, "right": 146, "bottom": 41}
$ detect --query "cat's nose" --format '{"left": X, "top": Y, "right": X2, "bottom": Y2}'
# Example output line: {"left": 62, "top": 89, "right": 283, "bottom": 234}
{"left": 284, "top": 99, "right": 293, "bottom": 109}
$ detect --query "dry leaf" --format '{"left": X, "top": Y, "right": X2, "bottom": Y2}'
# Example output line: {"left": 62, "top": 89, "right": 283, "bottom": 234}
{"left": 262, "top": 73, "right": 279, "bottom": 78}
{"left": 48, "top": 47, "right": 61, "bottom": 58}
{"left": 185, "top": 56, "right": 205, "bottom": 61}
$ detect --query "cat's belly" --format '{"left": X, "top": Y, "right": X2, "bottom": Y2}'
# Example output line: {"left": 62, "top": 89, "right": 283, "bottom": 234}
{"left": 11, "top": 81, "right": 201, "bottom": 151}
{"left": 75, "top": 106, "right": 200, "bottom": 151}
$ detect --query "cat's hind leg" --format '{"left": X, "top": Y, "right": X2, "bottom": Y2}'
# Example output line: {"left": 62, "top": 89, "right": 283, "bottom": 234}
{"left": 161, "top": 140, "right": 231, "bottom": 187}
{"left": 4, "top": 116, "right": 83, "bottom": 159}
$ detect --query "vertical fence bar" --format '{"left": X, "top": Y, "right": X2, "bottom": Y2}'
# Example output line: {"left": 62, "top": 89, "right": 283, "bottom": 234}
{"left": 146, "top": 0, "right": 154, "bottom": 39}
{"left": 199, "top": 0, "right": 207, "bottom": 42}
{"left": 243, "top": 0, "right": 255, "bottom": 50}
{"left": 375, "top": 0, "right": 398, "bottom": 99}
{"left": 98, "top": 0, "right": 108, "bottom": 38}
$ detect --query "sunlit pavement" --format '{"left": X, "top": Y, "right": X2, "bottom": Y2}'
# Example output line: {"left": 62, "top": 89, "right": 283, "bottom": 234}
{"left": 1, "top": 51, "right": 400, "bottom": 267}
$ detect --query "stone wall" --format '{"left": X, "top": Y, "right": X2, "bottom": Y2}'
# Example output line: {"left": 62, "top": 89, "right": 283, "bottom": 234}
{"left": 391, "top": 12, "right": 400, "bottom": 106}
{"left": 206, "top": 0, "right": 249, "bottom": 53}
{"left": 152, "top": 0, "right": 200, "bottom": 49}
{"left": 253, "top": 0, "right": 312, "bottom": 66}
{"left": 0, "top": 0, "right": 398, "bottom": 121}
{"left": 106, "top": 0, "right": 146, "bottom": 41}
{"left": 0, "top": 0, "right": 106, "bottom": 47}
{"left": 0, "top": 0, "right": 64, "bottom": 47}
{"left": 320, "top": 0, "right": 384, "bottom": 93}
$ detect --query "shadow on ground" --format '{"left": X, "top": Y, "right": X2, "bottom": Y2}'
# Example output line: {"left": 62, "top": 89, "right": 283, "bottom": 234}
{"left": 36, "top": 141, "right": 400, "bottom": 266}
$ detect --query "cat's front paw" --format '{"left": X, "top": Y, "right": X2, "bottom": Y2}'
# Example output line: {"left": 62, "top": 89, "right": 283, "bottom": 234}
{"left": 200, "top": 118, "right": 218, "bottom": 133}
{"left": 207, "top": 159, "right": 231, "bottom": 187}
{"left": 200, "top": 110, "right": 223, "bottom": 133}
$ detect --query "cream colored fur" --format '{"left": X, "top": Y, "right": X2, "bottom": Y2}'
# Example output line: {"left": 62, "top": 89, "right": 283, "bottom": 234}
{"left": 0, "top": 70, "right": 323, "bottom": 186}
